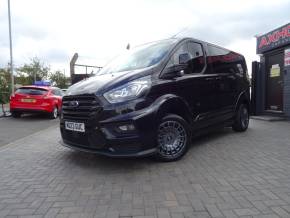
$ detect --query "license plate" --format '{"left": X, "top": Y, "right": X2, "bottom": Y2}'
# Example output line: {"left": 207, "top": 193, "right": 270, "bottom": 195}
{"left": 21, "top": 98, "right": 36, "bottom": 103}
{"left": 65, "top": 121, "right": 85, "bottom": 132}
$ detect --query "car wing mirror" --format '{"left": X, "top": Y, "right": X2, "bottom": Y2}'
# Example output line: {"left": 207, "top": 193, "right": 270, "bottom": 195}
{"left": 160, "top": 64, "right": 186, "bottom": 79}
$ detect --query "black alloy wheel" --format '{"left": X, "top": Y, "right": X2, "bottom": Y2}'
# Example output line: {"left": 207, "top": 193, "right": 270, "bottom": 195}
{"left": 232, "top": 103, "right": 249, "bottom": 132}
{"left": 156, "top": 114, "right": 191, "bottom": 161}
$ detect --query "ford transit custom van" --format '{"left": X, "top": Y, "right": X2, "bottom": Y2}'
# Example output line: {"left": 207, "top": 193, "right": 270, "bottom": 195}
{"left": 60, "top": 38, "right": 250, "bottom": 161}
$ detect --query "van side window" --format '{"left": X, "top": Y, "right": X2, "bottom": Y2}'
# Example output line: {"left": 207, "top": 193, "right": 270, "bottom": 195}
{"left": 208, "top": 45, "right": 241, "bottom": 74}
{"left": 187, "top": 42, "right": 205, "bottom": 73}
{"left": 166, "top": 43, "right": 189, "bottom": 68}
{"left": 165, "top": 42, "right": 204, "bottom": 75}
{"left": 207, "top": 45, "right": 229, "bottom": 75}
{"left": 208, "top": 45, "right": 229, "bottom": 56}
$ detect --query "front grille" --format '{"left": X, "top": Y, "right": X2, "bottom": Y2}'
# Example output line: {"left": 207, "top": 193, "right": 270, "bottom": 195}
{"left": 62, "top": 94, "right": 102, "bottom": 120}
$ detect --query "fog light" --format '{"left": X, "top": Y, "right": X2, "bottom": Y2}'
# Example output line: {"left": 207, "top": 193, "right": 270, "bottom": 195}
{"left": 118, "top": 124, "right": 135, "bottom": 131}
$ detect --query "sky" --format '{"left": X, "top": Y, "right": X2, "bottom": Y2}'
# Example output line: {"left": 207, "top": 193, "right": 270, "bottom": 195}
{"left": 0, "top": 0, "right": 290, "bottom": 76}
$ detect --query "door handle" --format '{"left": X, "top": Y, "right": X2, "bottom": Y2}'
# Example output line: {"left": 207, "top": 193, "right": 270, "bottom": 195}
{"left": 205, "top": 77, "right": 215, "bottom": 81}
{"left": 215, "top": 76, "right": 222, "bottom": 80}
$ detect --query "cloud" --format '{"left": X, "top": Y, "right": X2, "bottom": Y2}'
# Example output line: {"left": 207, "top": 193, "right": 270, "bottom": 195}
{"left": 0, "top": 0, "right": 289, "bottom": 75}
{"left": 180, "top": 0, "right": 290, "bottom": 46}
{"left": 43, "top": 48, "right": 69, "bottom": 64}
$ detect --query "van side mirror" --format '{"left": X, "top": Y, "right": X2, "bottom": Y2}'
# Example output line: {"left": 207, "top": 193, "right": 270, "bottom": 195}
{"left": 179, "top": 53, "right": 190, "bottom": 64}
{"left": 160, "top": 64, "right": 186, "bottom": 79}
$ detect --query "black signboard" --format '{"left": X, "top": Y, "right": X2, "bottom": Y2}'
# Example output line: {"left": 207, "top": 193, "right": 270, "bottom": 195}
{"left": 257, "top": 23, "right": 290, "bottom": 54}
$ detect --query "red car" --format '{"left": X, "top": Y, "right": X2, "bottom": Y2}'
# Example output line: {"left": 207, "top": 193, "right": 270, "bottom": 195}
{"left": 10, "top": 85, "right": 64, "bottom": 119}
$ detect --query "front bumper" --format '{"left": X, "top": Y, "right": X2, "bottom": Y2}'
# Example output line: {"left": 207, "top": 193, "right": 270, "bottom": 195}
{"left": 60, "top": 140, "right": 157, "bottom": 157}
{"left": 60, "top": 95, "right": 158, "bottom": 157}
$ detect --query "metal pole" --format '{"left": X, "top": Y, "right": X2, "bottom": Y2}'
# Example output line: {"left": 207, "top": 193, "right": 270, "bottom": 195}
{"left": 7, "top": 0, "right": 14, "bottom": 95}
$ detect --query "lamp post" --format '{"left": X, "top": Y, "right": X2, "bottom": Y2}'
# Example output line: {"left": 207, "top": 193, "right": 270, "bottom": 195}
{"left": 7, "top": 0, "right": 14, "bottom": 95}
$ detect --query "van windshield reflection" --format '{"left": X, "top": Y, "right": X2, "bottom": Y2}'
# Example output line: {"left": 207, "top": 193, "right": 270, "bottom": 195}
{"left": 98, "top": 39, "right": 175, "bottom": 75}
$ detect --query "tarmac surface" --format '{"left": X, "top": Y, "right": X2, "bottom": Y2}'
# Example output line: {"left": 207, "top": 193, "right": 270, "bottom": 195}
{"left": 0, "top": 114, "right": 59, "bottom": 147}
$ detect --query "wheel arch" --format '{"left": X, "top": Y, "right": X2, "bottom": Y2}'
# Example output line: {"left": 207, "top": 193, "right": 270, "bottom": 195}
{"left": 235, "top": 90, "right": 250, "bottom": 113}
{"left": 154, "top": 94, "right": 193, "bottom": 126}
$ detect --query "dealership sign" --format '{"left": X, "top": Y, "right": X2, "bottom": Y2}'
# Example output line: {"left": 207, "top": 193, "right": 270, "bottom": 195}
{"left": 257, "top": 23, "right": 290, "bottom": 54}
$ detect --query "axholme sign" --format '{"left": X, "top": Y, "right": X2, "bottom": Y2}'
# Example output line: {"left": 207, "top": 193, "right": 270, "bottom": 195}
{"left": 257, "top": 23, "right": 290, "bottom": 54}
{"left": 253, "top": 22, "right": 290, "bottom": 119}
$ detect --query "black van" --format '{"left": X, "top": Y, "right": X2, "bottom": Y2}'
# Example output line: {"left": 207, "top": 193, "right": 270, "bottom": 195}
{"left": 60, "top": 37, "right": 250, "bottom": 161}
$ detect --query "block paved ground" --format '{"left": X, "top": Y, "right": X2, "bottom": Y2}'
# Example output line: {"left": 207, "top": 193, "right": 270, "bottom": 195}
{"left": 0, "top": 120, "right": 290, "bottom": 218}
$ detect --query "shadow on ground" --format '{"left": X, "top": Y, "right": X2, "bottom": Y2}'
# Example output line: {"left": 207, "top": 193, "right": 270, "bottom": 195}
{"left": 61, "top": 127, "right": 234, "bottom": 171}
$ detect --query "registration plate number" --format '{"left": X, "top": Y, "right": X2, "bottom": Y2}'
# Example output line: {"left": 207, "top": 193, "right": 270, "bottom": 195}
{"left": 65, "top": 121, "right": 85, "bottom": 132}
{"left": 21, "top": 98, "right": 36, "bottom": 103}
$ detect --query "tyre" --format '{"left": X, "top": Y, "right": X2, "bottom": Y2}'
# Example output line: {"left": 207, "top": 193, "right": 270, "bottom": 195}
{"left": 49, "top": 106, "right": 58, "bottom": 119}
{"left": 11, "top": 112, "right": 21, "bottom": 118}
{"left": 156, "top": 114, "right": 191, "bottom": 161}
{"left": 232, "top": 103, "right": 249, "bottom": 132}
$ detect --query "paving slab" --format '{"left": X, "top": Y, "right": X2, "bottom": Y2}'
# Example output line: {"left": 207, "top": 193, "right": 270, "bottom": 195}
{"left": 0, "top": 120, "right": 290, "bottom": 217}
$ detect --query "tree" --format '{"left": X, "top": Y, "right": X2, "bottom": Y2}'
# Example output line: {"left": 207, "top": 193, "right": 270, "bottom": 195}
{"left": 17, "top": 57, "right": 50, "bottom": 85}
{"left": 15, "top": 71, "right": 29, "bottom": 85}
{"left": 0, "top": 67, "right": 10, "bottom": 86}
{"left": 49, "top": 70, "right": 68, "bottom": 89}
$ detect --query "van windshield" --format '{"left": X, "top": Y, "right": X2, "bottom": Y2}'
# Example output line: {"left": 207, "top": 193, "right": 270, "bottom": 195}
{"left": 98, "top": 39, "right": 175, "bottom": 75}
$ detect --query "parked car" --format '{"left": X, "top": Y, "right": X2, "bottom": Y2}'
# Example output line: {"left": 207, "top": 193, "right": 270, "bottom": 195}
{"left": 10, "top": 86, "right": 64, "bottom": 119}
{"left": 60, "top": 37, "right": 250, "bottom": 161}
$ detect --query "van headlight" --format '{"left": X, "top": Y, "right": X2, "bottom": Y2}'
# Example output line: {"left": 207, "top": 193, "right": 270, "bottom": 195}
{"left": 103, "top": 76, "right": 151, "bottom": 103}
